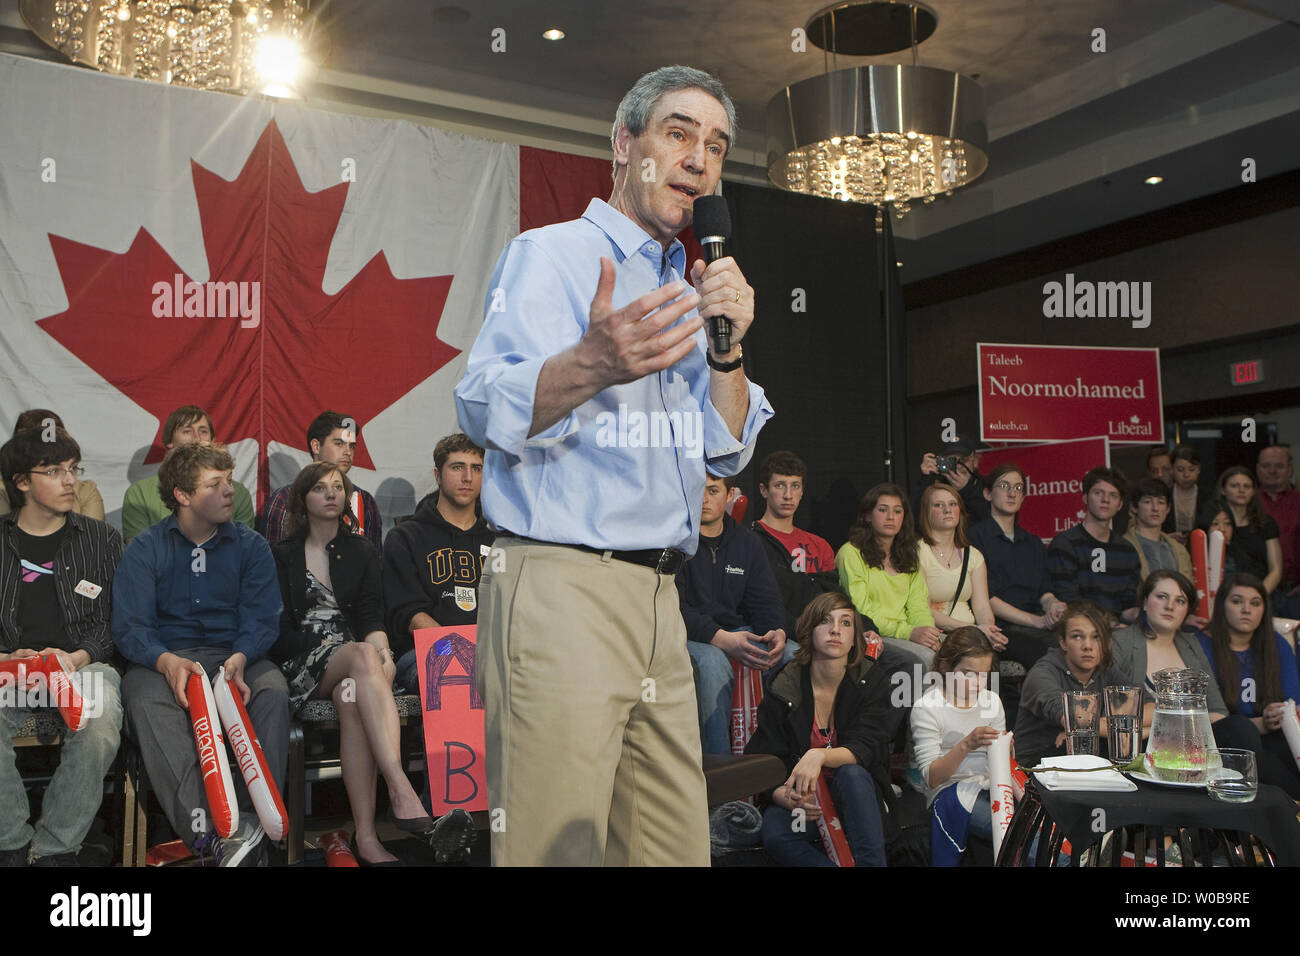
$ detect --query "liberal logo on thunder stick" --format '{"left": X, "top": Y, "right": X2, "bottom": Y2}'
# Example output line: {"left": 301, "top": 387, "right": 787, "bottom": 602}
{"left": 976, "top": 344, "right": 1163, "bottom": 446}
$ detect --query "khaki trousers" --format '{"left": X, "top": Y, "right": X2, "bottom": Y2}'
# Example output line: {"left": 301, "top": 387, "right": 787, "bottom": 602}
{"left": 477, "top": 538, "right": 709, "bottom": 866}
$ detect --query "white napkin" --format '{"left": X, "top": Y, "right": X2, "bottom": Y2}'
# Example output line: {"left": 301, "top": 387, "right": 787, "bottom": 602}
{"left": 1033, "top": 754, "right": 1137, "bottom": 792}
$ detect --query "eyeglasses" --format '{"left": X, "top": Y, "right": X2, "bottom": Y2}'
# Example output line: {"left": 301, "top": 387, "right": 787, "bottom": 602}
{"left": 28, "top": 466, "right": 85, "bottom": 480}
{"left": 993, "top": 481, "right": 1025, "bottom": 494}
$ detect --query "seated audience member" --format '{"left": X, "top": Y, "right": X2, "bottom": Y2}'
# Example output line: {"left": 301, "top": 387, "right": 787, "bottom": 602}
{"left": 745, "top": 592, "right": 891, "bottom": 867}
{"left": 1115, "top": 446, "right": 1175, "bottom": 537}
{"left": 1047, "top": 467, "right": 1141, "bottom": 625}
{"left": 1201, "top": 500, "right": 1239, "bottom": 575}
{"left": 0, "top": 428, "right": 122, "bottom": 866}
{"left": 916, "top": 484, "right": 1005, "bottom": 652}
{"left": 1215, "top": 466, "right": 1282, "bottom": 595}
{"left": 1197, "top": 573, "right": 1300, "bottom": 796}
{"left": 969, "top": 464, "right": 1065, "bottom": 659}
{"left": 1014, "top": 602, "right": 1135, "bottom": 768}
{"left": 1109, "top": 569, "right": 1296, "bottom": 796}
{"left": 272, "top": 462, "right": 474, "bottom": 865}
{"left": 1122, "top": 477, "right": 1194, "bottom": 591}
{"left": 121, "top": 405, "right": 254, "bottom": 541}
{"left": 836, "top": 483, "right": 941, "bottom": 669}
{"left": 113, "top": 442, "right": 286, "bottom": 866}
{"left": 677, "top": 474, "right": 790, "bottom": 755}
{"left": 912, "top": 435, "right": 990, "bottom": 525}
{"left": 750, "top": 450, "right": 870, "bottom": 637}
{"left": 260, "top": 411, "right": 383, "bottom": 555}
{"left": 1167, "top": 444, "right": 1206, "bottom": 543}
{"left": 1146, "top": 445, "right": 1174, "bottom": 487}
{"left": 0, "top": 411, "right": 104, "bottom": 519}
{"left": 910, "top": 627, "right": 1004, "bottom": 866}
{"left": 1256, "top": 445, "right": 1300, "bottom": 617}
{"left": 382, "top": 434, "right": 492, "bottom": 693}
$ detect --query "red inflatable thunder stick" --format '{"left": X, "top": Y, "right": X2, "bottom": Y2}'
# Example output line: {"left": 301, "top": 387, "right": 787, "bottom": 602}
{"left": 0, "top": 655, "right": 39, "bottom": 684}
{"left": 319, "top": 829, "right": 359, "bottom": 867}
{"left": 1190, "top": 529, "right": 1226, "bottom": 619}
{"left": 187, "top": 671, "right": 239, "bottom": 839}
{"left": 41, "top": 653, "right": 88, "bottom": 731}
{"left": 214, "top": 667, "right": 288, "bottom": 841}
{"left": 813, "top": 773, "right": 854, "bottom": 867}
{"left": 729, "top": 661, "right": 762, "bottom": 755}
{"left": 0, "top": 654, "right": 87, "bottom": 731}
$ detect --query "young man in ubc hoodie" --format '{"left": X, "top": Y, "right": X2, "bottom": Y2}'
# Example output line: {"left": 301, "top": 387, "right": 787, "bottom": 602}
{"left": 677, "top": 473, "right": 791, "bottom": 754}
{"left": 382, "top": 434, "right": 494, "bottom": 693}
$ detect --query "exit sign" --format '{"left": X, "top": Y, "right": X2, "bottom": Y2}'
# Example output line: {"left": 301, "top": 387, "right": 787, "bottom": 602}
{"left": 1231, "top": 360, "right": 1264, "bottom": 386}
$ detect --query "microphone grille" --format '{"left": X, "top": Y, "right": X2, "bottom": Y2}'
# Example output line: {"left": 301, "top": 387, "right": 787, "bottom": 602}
{"left": 692, "top": 195, "right": 731, "bottom": 242}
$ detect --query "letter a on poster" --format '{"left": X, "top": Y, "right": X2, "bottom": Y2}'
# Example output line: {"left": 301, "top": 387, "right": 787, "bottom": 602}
{"left": 414, "top": 625, "right": 487, "bottom": 814}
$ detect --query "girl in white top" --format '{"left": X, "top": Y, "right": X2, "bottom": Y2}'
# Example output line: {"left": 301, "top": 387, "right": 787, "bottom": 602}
{"left": 916, "top": 484, "right": 1005, "bottom": 650}
{"left": 911, "top": 627, "right": 1005, "bottom": 863}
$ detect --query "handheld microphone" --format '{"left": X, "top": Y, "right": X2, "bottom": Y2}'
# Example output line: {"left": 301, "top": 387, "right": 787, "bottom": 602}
{"left": 692, "top": 195, "right": 733, "bottom": 355}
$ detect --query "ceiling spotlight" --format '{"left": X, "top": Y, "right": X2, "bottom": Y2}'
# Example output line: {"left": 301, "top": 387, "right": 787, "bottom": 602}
{"left": 542, "top": 28, "right": 565, "bottom": 40}
{"left": 255, "top": 34, "right": 305, "bottom": 97}
{"left": 1145, "top": 176, "right": 1164, "bottom": 185}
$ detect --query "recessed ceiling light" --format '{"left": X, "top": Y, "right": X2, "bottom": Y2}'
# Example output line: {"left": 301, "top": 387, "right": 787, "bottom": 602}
{"left": 1145, "top": 176, "right": 1163, "bottom": 185}
{"left": 542, "top": 28, "right": 565, "bottom": 40}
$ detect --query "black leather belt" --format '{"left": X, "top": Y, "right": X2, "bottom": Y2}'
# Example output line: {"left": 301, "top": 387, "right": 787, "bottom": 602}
{"left": 501, "top": 531, "right": 685, "bottom": 575}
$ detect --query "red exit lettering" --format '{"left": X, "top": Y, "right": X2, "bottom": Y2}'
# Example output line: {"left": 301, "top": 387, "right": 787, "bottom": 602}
{"left": 1231, "top": 360, "right": 1262, "bottom": 386}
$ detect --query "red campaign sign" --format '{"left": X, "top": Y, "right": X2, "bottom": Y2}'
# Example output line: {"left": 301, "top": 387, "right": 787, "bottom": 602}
{"left": 979, "top": 437, "right": 1110, "bottom": 542}
{"left": 977, "top": 343, "right": 1163, "bottom": 445}
{"left": 414, "top": 625, "right": 487, "bottom": 815}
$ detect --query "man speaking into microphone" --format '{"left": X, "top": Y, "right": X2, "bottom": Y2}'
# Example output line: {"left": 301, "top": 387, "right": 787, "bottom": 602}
{"left": 455, "top": 65, "right": 772, "bottom": 866}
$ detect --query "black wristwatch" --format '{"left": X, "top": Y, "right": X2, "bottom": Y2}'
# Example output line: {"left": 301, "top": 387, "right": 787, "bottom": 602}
{"left": 707, "top": 346, "right": 744, "bottom": 373}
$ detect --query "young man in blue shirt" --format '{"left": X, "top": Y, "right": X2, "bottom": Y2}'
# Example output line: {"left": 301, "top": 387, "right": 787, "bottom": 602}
{"left": 114, "top": 442, "right": 286, "bottom": 866}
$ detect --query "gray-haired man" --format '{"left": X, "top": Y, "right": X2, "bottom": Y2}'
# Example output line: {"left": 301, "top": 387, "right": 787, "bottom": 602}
{"left": 456, "top": 66, "right": 773, "bottom": 865}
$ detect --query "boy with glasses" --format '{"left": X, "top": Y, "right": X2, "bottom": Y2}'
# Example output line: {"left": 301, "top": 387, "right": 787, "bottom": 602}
{"left": 0, "top": 427, "right": 123, "bottom": 865}
{"left": 121, "top": 405, "right": 255, "bottom": 542}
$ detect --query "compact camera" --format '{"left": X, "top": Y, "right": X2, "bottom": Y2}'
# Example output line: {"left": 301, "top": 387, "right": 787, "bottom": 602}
{"left": 934, "top": 455, "right": 961, "bottom": 474}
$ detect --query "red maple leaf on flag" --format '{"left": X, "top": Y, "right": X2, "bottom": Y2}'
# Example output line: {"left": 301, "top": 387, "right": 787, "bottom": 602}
{"left": 38, "top": 120, "right": 459, "bottom": 507}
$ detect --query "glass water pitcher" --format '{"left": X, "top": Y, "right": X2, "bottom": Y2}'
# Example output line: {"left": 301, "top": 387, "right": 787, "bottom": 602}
{"left": 1145, "top": 668, "right": 1220, "bottom": 784}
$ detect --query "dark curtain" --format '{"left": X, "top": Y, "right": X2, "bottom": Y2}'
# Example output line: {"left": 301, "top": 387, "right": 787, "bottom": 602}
{"left": 725, "top": 182, "right": 899, "bottom": 550}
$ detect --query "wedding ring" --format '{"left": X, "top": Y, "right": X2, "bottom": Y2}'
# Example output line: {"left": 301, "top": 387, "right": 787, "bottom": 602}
{"left": 733, "top": 289, "right": 742, "bottom": 303}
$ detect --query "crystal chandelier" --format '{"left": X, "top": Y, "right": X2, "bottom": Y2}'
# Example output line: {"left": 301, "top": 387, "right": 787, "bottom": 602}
{"left": 19, "top": 0, "right": 317, "bottom": 95}
{"left": 766, "top": 1, "right": 987, "bottom": 218}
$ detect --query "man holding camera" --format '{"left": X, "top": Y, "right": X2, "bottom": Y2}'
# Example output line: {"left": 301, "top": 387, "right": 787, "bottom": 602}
{"left": 912, "top": 436, "right": 991, "bottom": 525}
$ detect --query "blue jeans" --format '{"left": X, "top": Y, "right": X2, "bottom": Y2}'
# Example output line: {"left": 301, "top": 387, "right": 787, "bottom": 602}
{"left": 395, "top": 648, "right": 418, "bottom": 695}
{"left": 687, "top": 633, "right": 796, "bottom": 755}
{"left": 0, "top": 663, "right": 122, "bottom": 857}
{"left": 761, "top": 763, "right": 887, "bottom": 866}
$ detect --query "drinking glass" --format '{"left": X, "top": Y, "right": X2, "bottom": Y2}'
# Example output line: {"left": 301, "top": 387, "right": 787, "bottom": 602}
{"left": 1064, "top": 690, "right": 1100, "bottom": 757}
{"left": 1207, "top": 748, "right": 1257, "bottom": 803}
{"left": 1105, "top": 685, "right": 1142, "bottom": 767}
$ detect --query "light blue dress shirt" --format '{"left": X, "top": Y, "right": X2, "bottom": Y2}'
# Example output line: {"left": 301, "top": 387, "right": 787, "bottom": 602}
{"left": 455, "top": 198, "right": 773, "bottom": 555}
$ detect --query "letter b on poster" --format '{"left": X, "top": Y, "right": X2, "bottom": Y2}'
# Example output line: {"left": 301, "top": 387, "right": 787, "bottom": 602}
{"left": 414, "top": 626, "right": 487, "bottom": 814}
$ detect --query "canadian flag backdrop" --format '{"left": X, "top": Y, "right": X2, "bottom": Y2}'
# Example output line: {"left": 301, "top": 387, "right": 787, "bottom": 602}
{"left": 0, "top": 52, "right": 685, "bottom": 534}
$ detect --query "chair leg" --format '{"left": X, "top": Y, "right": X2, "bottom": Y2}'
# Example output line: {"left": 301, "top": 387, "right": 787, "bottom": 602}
{"left": 119, "top": 764, "right": 134, "bottom": 868}
{"left": 286, "top": 722, "right": 304, "bottom": 865}
{"left": 122, "top": 751, "right": 150, "bottom": 868}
